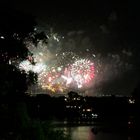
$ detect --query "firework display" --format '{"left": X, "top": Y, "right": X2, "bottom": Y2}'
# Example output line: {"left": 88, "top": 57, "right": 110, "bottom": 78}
{"left": 18, "top": 30, "right": 132, "bottom": 95}
{"left": 18, "top": 31, "right": 95, "bottom": 93}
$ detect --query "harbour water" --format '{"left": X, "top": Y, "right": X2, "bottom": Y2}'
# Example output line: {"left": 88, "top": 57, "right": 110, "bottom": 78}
{"left": 53, "top": 120, "right": 134, "bottom": 140}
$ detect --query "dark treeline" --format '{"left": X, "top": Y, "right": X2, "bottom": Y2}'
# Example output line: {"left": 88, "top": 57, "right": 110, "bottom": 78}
{"left": 25, "top": 92, "right": 137, "bottom": 121}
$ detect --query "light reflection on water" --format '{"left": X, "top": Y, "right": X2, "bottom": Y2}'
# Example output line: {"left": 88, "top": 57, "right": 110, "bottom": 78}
{"left": 59, "top": 126, "right": 95, "bottom": 140}
{"left": 56, "top": 126, "right": 130, "bottom": 140}
{"left": 72, "top": 127, "right": 94, "bottom": 140}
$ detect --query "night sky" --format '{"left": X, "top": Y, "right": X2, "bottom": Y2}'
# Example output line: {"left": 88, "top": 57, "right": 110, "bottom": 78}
{"left": 2, "top": 1, "right": 140, "bottom": 96}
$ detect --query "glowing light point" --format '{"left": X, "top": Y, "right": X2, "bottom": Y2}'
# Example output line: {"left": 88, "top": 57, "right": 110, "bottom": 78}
{"left": 0, "top": 36, "right": 5, "bottom": 39}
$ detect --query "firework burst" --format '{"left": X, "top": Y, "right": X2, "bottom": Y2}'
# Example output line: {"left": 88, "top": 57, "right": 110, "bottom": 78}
{"left": 69, "top": 59, "right": 95, "bottom": 88}
{"left": 18, "top": 30, "right": 96, "bottom": 93}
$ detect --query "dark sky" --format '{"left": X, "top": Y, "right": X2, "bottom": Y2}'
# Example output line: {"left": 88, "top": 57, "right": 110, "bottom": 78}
{"left": 2, "top": 0, "right": 140, "bottom": 95}
{"left": 9, "top": 1, "right": 138, "bottom": 49}
{"left": 11, "top": 0, "right": 139, "bottom": 41}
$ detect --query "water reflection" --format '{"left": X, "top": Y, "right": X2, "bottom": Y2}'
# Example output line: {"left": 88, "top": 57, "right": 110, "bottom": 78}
{"left": 56, "top": 125, "right": 133, "bottom": 140}
{"left": 59, "top": 126, "right": 95, "bottom": 140}
{"left": 95, "top": 132, "right": 126, "bottom": 140}
{"left": 72, "top": 127, "right": 95, "bottom": 140}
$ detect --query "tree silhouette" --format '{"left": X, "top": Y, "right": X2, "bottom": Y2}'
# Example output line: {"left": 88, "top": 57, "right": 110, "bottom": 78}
{"left": 0, "top": 7, "right": 70, "bottom": 140}
{"left": 0, "top": 8, "right": 37, "bottom": 139}
{"left": 0, "top": 8, "right": 36, "bottom": 95}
